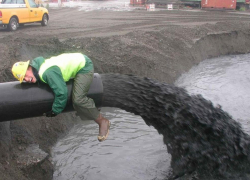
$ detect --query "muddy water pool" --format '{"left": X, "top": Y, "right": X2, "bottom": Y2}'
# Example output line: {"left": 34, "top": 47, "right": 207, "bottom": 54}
{"left": 52, "top": 108, "right": 171, "bottom": 180}
{"left": 52, "top": 53, "right": 250, "bottom": 179}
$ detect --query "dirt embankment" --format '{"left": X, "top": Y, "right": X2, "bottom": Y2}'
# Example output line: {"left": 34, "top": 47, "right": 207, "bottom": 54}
{"left": 1, "top": 8, "right": 250, "bottom": 180}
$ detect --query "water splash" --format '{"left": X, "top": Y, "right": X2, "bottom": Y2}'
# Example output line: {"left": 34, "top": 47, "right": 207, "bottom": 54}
{"left": 101, "top": 73, "right": 250, "bottom": 179}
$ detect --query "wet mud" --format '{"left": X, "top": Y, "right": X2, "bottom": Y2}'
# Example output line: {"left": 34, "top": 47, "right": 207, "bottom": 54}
{"left": 1, "top": 8, "right": 250, "bottom": 180}
{"left": 101, "top": 73, "right": 250, "bottom": 179}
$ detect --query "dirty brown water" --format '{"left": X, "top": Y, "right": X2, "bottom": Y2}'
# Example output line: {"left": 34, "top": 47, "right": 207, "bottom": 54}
{"left": 52, "top": 108, "right": 171, "bottom": 180}
{"left": 52, "top": 54, "right": 250, "bottom": 180}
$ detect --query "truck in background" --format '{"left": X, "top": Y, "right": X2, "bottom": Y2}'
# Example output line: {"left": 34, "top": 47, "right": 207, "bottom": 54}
{"left": 0, "top": 0, "right": 49, "bottom": 31}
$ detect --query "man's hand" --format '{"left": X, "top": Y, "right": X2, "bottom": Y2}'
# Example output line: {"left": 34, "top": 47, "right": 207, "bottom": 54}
{"left": 45, "top": 110, "right": 57, "bottom": 117}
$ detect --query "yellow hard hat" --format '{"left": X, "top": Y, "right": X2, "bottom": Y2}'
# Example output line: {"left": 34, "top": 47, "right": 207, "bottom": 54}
{"left": 12, "top": 60, "right": 30, "bottom": 83}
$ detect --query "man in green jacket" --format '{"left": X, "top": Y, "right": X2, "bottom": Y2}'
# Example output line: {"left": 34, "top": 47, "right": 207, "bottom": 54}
{"left": 11, "top": 53, "right": 110, "bottom": 142}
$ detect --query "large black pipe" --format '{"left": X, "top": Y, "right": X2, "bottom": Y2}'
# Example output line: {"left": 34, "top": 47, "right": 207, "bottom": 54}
{"left": 0, "top": 73, "right": 103, "bottom": 122}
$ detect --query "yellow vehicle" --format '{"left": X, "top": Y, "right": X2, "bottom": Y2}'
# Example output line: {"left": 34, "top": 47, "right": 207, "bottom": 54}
{"left": 0, "top": 0, "right": 49, "bottom": 31}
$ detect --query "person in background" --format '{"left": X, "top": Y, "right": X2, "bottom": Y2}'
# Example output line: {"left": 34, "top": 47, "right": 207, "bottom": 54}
{"left": 11, "top": 53, "right": 110, "bottom": 142}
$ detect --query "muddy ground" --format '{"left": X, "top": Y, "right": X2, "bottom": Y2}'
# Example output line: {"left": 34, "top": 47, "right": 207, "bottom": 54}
{"left": 1, "top": 7, "right": 250, "bottom": 180}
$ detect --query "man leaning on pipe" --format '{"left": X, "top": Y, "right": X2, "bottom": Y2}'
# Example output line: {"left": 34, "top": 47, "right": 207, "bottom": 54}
{"left": 11, "top": 53, "right": 110, "bottom": 142}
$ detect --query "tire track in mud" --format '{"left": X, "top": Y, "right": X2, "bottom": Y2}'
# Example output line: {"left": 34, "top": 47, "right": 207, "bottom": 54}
{"left": 1, "top": 9, "right": 250, "bottom": 40}
{"left": 1, "top": 9, "right": 250, "bottom": 180}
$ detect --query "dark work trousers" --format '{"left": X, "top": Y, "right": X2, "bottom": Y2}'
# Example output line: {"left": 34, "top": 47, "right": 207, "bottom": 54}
{"left": 72, "top": 70, "right": 100, "bottom": 120}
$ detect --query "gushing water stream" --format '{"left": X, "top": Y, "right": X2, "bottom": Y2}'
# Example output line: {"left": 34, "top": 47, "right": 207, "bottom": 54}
{"left": 175, "top": 54, "right": 250, "bottom": 135}
{"left": 52, "top": 54, "right": 250, "bottom": 180}
{"left": 100, "top": 73, "right": 250, "bottom": 179}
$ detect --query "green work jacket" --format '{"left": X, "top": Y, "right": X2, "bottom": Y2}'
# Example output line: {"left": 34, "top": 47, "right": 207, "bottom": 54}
{"left": 30, "top": 53, "right": 93, "bottom": 115}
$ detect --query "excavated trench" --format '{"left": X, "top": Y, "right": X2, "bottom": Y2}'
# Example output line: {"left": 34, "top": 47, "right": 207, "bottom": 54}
{"left": 1, "top": 29, "right": 250, "bottom": 180}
